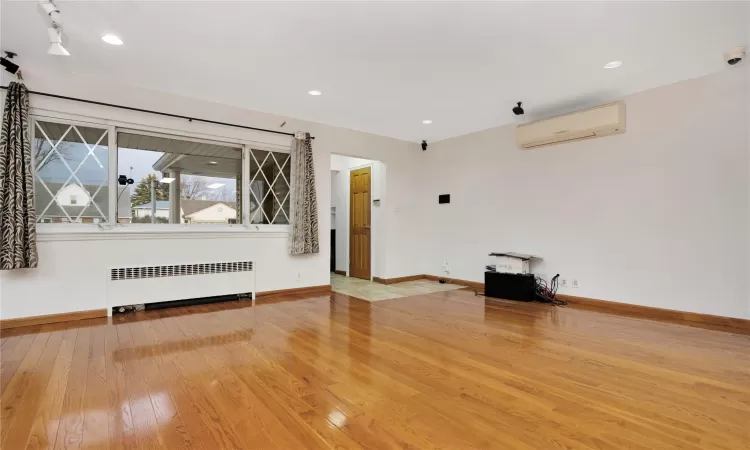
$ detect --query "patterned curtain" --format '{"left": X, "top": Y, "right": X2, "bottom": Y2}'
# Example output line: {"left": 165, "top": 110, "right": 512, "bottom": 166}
{"left": 0, "top": 82, "right": 38, "bottom": 270}
{"left": 289, "top": 132, "right": 319, "bottom": 254}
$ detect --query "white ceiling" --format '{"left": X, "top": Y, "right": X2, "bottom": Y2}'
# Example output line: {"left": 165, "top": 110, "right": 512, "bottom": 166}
{"left": 2, "top": 1, "right": 748, "bottom": 142}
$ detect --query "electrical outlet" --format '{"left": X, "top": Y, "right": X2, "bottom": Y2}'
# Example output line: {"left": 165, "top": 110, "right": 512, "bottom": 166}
{"left": 572, "top": 279, "right": 579, "bottom": 288}
{"left": 560, "top": 278, "right": 568, "bottom": 288}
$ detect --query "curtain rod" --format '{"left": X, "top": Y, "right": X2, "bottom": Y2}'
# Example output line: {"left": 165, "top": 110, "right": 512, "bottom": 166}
{"left": 0, "top": 85, "right": 313, "bottom": 139}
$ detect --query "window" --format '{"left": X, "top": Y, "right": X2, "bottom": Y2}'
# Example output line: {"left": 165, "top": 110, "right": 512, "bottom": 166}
{"left": 248, "top": 149, "right": 291, "bottom": 224}
{"left": 31, "top": 115, "right": 293, "bottom": 230}
{"left": 117, "top": 131, "right": 242, "bottom": 225}
{"left": 33, "top": 120, "right": 110, "bottom": 223}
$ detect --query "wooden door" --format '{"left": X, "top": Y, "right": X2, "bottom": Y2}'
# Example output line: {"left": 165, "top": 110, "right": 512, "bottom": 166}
{"left": 349, "top": 167, "right": 371, "bottom": 280}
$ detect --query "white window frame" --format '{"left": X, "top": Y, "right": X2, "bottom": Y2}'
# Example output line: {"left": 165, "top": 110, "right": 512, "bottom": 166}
{"left": 30, "top": 110, "right": 293, "bottom": 237}
{"left": 245, "top": 145, "right": 293, "bottom": 226}
{"left": 30, "top": 115, "right": 116, "bottom": 231}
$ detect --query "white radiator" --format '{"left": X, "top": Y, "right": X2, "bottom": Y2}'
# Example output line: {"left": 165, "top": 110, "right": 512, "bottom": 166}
{"left": 106, "top": 260, "right": 256, "bottom": 315}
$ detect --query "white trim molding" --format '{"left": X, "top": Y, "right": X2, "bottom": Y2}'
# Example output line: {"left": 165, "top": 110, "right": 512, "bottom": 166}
{"left": 30, "top": 108, "right": 293, "bottom": 153}
{"left": 37, "top": 228, "right": 289, "bottom": 242}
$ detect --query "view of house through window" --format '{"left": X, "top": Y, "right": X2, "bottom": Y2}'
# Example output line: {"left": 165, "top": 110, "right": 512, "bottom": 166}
{"left": 117, "top": 132, "right": 242, "bottom": 224}
{"left": 33, "top": 120, "right": 111, "bottom": 223}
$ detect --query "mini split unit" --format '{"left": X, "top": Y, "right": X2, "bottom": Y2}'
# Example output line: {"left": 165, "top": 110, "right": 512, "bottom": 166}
{"left": 516, "top": 102, "right": 626, "bottom": 148}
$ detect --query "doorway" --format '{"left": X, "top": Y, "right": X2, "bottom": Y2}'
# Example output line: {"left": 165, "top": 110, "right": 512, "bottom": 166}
{"left": 349, "top": 167, "right": 371, "bottom": 279}
{"left": 330, "top": 154, "right": 382, "bottom": 282}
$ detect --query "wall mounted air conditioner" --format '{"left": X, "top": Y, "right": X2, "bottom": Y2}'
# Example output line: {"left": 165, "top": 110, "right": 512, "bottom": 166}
{"left": 516, "top": 101, "right": 625, "bottom": 149}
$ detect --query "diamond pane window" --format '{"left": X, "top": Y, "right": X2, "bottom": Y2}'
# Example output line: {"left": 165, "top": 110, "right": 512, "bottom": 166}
{"left": 248, "top": 149, "right": 291, "bottom": 224}
{"left": 33, "top": 120, "right": 110, "bottom": 223}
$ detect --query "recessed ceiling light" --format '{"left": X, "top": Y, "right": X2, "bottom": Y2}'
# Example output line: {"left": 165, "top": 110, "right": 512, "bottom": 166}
{"left": 207, "top": 183, "right": 225, "bottom": 189}
{"left": 207, "top": 161, "right": 219, "bottom": 165}
{"left": 308, "top": 90, "right": 322, "bottom": 96}
{"left": 101, "top": 34, "right": 123, "bottom": 46}
{"left": 604, "top": 61, "right": 622, "bottom": 69}
{"left": 422, "top": 120, "right": 433, "bottom": 124}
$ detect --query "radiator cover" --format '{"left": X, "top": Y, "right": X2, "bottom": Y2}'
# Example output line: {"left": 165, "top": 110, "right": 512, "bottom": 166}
{"left": 106, "top": 261, "right": 256, "bottom": 314}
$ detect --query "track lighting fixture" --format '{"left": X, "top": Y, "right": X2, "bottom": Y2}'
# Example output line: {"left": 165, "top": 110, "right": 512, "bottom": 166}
{"left": 39, "top": 0, "right": 69, "bottom": 56}
{"left": 0, "top": 51, "right": 20, "bottom": 74}
{"left": 47, "top": 25, "right": 69, "bottom": 56}
{"left": 39, "top": 0, "right": 62, "bottom": 24}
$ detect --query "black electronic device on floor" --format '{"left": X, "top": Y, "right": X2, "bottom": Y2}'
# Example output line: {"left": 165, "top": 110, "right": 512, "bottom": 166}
{"left": 484, "top": 271, "right": 536, "bottom": 302}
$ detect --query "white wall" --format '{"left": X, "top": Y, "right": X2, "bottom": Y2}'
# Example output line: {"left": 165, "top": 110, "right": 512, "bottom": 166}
{"left": 330, "top": 172, "right": 338, "bottom": 230}
{"left": 0, "top": 72, "right": 421, "bottom": 320}
{"left": 420, "top": 67, "right": 750, "bottom": 319}
{"left": 748, "top": 11, "right": 750, "bottom": 320}
{"left": 4, "top": 64, "right": 749, "bottom": 321}
{"left": 330, "top": 154, "right": 387, "bottom": 278}
{"left": 331, "top": 170, "right": 349, "bottom": 273}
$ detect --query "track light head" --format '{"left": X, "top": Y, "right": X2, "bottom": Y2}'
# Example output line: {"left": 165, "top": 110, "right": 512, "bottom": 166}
{"left": 47, "top": 26, "right": 69, "bottom": 56}
{"left": 0, "top": 52, "right": 20, "bottom": 74}
{"left": 48, "top": 42, "right": 69, "bottom": 56}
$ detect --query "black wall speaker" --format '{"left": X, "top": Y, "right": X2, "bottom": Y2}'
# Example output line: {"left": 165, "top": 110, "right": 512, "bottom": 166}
{"left": 438, "top": 194, "right": 450, "bottom": 204}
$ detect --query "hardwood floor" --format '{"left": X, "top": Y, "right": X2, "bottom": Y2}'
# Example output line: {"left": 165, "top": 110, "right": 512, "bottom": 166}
{"left": 1, "top": 290, "right": 748, "bottom": 449}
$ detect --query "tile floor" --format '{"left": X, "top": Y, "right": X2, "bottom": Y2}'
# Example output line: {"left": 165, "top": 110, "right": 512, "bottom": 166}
{"left": 330, "top": 273, "right": 464, "bottom": 301}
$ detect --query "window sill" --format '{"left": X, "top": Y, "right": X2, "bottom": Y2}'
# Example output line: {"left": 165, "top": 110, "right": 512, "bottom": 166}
{"left": 36, "top": 225, "right": 290, "bottom": 242}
